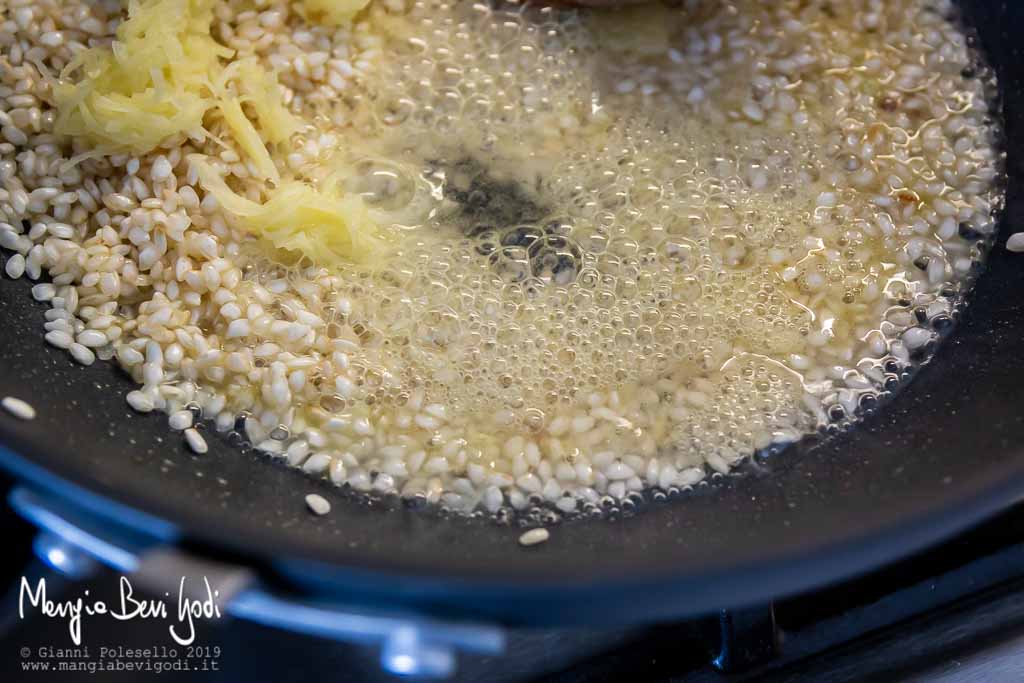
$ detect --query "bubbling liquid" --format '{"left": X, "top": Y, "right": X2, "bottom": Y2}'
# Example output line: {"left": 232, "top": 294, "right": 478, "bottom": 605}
{"left": 240, "top": 0, "right": 1003, "bottom": 514}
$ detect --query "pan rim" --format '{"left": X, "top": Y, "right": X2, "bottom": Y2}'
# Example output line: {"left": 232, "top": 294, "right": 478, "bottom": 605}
{"left": 3, "top": 421, "right": 1024, "bottom": 624}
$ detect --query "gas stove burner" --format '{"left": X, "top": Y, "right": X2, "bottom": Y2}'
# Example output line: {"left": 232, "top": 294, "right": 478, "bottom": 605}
{"left": 5, "top": 477, "right": 1024, "bottom": 682}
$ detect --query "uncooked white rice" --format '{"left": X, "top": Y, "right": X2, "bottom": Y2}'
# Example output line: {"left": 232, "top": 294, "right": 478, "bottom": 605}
{"left": 305, "top": 493, "right": 331, "bottom": 516}
{"left": 518, "top": 528, "right": 551, "bottom": 547}
{"left": 2, "top": 396, "right": 36, "bottom": 420}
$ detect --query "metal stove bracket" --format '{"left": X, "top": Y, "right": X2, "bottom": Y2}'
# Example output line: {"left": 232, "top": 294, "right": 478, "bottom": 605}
{"left": 7, "top": 485, "right": 505, "bottom": 677}
{"left": 712, "top": 604, "right": 780, "bottom": 673}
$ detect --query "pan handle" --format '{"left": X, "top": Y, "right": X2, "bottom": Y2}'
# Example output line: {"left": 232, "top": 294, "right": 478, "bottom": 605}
{"left": 8, "top": 486, "right": 504, "bottom": 677}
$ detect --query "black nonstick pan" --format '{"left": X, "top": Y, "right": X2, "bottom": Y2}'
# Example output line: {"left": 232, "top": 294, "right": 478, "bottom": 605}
{"left": 2, "top": 0, "right": 1024, "bottom": 630}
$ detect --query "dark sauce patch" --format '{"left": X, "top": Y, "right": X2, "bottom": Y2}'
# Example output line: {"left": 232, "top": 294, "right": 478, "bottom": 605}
{"left": 427, "top": 157, "right": 585, "bottom": 283}
{"left": 436, "top": 157, "right": 548, "bottom": 230}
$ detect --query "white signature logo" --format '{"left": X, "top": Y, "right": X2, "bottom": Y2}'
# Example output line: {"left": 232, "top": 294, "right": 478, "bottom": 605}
{"left": 19, "top": 576, "right": 222, "bottom": 646}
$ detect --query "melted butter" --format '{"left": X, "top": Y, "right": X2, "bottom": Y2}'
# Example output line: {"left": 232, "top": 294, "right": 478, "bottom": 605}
{"left": 253, "top": 0, "right": 1001, "bottom": 482}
